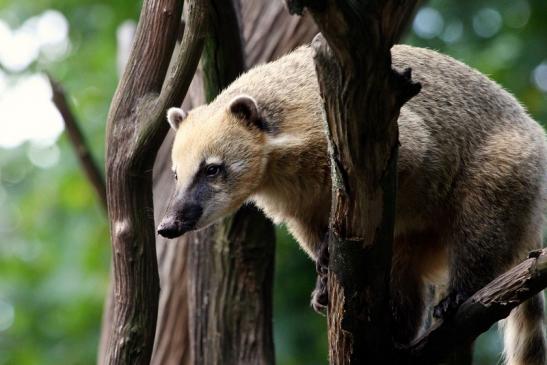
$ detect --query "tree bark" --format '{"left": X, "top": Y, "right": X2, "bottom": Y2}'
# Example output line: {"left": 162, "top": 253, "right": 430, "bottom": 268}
{"left": 102, "top": 0, "right": 207, "bottom": 363}
{"left": 286, "top": 0, "right": 420, "bottom": 363}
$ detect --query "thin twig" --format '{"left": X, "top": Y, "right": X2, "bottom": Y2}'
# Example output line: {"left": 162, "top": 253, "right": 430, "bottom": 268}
{"left": 47, "top": 75, "right": 107, "bottom": 211}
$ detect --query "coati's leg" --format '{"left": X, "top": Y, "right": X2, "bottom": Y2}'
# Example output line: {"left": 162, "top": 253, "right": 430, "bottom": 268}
{"left": 391, "top": 264, "right": 426, "bottom": 344}
{"left": 391, "top": 234, "right": 432, "bottom": 344}
{"left": 311, "top": 236, "right": 329, "bottom": 314}
{"left": 311, "top": 274, "right": 328, "bottom": 314}
{"left": 438, "top": 215, "right": 546, "bottom": 365}
{"left": 435, "top": 205, "right": 534, "bottom": 318}
{"left": 433, "top": 209, "right": 510, "bottom": 318}
{"left": 435, "top": 149, "right": 543, "bottom": 317}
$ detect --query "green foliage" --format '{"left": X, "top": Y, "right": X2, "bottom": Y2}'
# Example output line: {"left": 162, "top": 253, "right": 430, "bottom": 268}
{"left": 0, "top": 1, "right": 545, "bottom": 364}
{"left": 0, "top": 1, "right": 138, "bottom": 364}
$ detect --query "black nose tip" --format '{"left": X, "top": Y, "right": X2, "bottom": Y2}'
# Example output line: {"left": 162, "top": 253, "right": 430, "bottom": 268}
{"left": 157, "top": 223, "right": 180, "bottom": 239}
{"left": 158, "top": 225, "right": 178, "bottom": 238}
{"left": 157, "top": 217, "right": 184, "bottom": 239}
{"left": 157, "top": 204, "right": 202, "bottom": 239}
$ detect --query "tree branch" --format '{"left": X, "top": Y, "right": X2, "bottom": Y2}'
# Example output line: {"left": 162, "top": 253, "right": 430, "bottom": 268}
{"left": 403, "top": 248, "right": 547, "bottom": 365}
{"left": 48, "top": 75, "right": 107, "bottom": 211}
{"left": 136, "top": 0, "right": 209, "bottom": 160}
{"left": 286, "top": 0, "right": 420, "bottom": 364}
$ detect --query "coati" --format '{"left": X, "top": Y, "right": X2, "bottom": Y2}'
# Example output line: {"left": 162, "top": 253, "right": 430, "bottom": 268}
{"left": 157, "top": 45, "right": 547, "bottom": 364}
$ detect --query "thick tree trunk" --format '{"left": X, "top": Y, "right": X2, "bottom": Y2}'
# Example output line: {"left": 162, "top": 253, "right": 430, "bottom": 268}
{"left": 286, "top": 0, "right": 420, "bottom": 363}
{"left": 187, "top": 209, "right": 276, "bottom": 365}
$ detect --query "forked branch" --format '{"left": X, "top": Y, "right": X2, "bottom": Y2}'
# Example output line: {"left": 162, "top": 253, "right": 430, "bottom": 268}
{"left": 103, "top": 0, "right": 207, "bottom": 364}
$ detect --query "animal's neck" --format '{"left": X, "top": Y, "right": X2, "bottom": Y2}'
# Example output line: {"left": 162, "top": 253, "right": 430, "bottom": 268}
{"left": 251, "top": 135, "right": 331, "bottom": 222}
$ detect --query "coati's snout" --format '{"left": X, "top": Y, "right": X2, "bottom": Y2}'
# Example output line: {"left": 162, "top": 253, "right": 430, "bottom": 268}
{"left": 160, "top": 95, "right": 270, "bottom": 239}
{"left": 157, "top": 203, "right": 203, "bottom": 239}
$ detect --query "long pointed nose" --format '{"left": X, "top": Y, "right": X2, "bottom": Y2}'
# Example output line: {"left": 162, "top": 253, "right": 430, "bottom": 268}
{"left": 157, "top": 204, "right": 203, "bottom": 239}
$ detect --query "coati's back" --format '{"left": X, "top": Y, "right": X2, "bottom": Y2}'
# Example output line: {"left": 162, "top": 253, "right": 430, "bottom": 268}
{"left": 391, "top": 46, "right": 547, "bottom": 233}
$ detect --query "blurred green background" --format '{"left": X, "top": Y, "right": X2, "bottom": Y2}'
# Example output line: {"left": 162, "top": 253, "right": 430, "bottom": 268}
{"left": 0, "top": 1, "right": 545, "bottom": 364}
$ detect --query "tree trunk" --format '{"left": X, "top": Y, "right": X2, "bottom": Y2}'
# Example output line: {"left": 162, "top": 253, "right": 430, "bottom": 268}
{"left": 102, "top": 0, "right": 207, "bottom": 363}
{"left": 286, "top": 0, "right": 420, "bottom": 363}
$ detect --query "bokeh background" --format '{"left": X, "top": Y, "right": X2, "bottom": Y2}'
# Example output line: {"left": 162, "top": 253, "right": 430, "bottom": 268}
{"left": 0, "top": 1, "right": 546, "bottom": 364}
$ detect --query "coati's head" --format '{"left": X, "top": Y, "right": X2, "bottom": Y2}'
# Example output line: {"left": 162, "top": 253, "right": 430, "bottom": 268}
{"left": 157, "top": 95, "right": 268, "bottom": 239}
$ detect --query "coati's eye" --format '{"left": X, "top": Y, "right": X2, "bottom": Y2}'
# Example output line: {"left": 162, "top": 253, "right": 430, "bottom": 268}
{"left": 205, "top": 164, "right": 221, "bottom": 178}
{"left": 173, "top": 170, "right": 177, "bottom": 180}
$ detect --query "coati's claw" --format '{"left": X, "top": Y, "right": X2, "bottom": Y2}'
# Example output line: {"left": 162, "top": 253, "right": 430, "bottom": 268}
{"left": 311, "top": 274, "right": 328, "bottom": 315}
{"left": 433, "top": 290, "right": 469, "bottom": 319}
{"left": 311, "top": 287, "right": 328, "bottom": 315}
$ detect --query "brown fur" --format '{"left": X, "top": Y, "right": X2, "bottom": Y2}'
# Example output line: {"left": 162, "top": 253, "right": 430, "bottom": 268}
{"left": 164, "top": 45, "right": 547, "bottom": 364}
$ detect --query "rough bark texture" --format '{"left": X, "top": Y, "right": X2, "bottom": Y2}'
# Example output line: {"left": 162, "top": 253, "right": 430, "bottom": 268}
{"left": 148, "top": 2, "right": 317, "bottom": 365}
{"left": 404, "top": 248, "right": 547, "bottom": 365}
{"left": 186, "top": 1, "right": 277, "bottom": 364}
{"left": 102, "top": 0, "right": 207, "bottom": 363}
{"left": 188, "top": 208, "right": 276, "bottom": 365}
{"left": 286, "top": 0, "right": 421, "bottom": 364}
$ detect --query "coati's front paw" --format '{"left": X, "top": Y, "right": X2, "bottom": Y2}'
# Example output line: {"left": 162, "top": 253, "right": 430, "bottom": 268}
{"left": 310, "top": 275, "right": 328, "bottom": 315}
{"left": 433, "top": 290, "right": 469, "bottom": 319}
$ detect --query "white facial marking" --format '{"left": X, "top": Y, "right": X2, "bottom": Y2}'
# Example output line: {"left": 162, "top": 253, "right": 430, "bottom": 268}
{"left": 205, "top": 156, "right": 223, "bottom": 165}
{"left": 175, "top": 162, "right": 199, "bottom": 196}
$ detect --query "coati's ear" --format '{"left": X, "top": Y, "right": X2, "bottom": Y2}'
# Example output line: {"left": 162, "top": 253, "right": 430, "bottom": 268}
{"left": 229, "top": 95, "right": 263, "bottom": 130}
{"left": 167, "top": 107, "right": 187, "bottom": 131}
